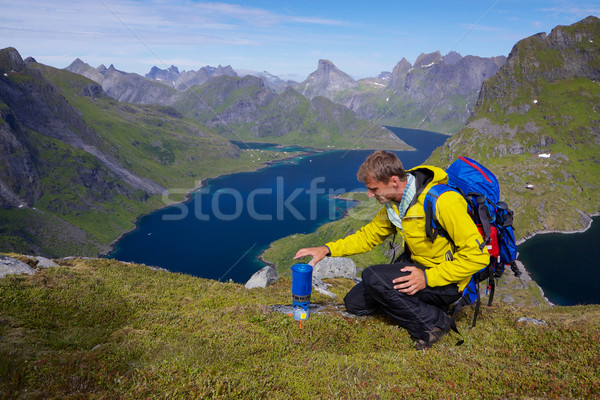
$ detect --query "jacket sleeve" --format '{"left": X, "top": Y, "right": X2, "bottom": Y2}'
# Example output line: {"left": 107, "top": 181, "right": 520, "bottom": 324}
{"left": 424, "top": 191, "right": 490, "bottom": 288}
{"left": 325, "top": 207, "right": 396, "bottom": 257}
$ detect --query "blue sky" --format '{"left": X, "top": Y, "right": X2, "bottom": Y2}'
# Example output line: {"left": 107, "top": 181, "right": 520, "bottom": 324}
{"left": 1, "top": 0, "right": 597, "bottom": 80}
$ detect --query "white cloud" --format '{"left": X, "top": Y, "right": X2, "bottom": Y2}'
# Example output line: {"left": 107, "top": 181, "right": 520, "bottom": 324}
{"left": 539, "top": 5, "right": 600, "bottom": 18}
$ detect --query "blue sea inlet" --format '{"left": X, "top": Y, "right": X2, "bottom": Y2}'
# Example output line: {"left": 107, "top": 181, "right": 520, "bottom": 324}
{"left": 109, "top": 127, "right": 448, "bottom": 283}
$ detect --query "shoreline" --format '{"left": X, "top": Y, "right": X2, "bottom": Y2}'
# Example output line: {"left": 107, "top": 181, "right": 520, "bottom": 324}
{"left": 516, "top": 211, "right": 598, "bottom": 245}
{"left": 101, "top": 146, "right": 326, "bottom": 258}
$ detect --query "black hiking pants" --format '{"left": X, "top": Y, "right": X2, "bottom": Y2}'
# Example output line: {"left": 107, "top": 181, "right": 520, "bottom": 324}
{"left": 344, "top": 262, "right": 461, "bottom": 341}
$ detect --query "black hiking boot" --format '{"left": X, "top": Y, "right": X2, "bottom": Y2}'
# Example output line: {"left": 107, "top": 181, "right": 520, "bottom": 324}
{"left": 413, "top": 324, "right": 451, "bottom": 350}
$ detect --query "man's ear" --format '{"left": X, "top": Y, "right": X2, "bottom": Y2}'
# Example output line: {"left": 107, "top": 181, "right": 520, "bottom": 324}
{"left": 389, "top": 176, "right": 401, "bottom": 187}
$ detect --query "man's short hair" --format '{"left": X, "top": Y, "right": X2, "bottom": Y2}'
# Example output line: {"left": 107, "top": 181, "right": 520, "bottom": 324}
{"left": 357, "top": 150, "right": 407, "bottom": 183}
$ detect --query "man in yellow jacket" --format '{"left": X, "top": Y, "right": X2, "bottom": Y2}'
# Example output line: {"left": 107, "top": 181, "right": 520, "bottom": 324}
{"left": 294, "top": 150, "right": 490, "bottom": 349}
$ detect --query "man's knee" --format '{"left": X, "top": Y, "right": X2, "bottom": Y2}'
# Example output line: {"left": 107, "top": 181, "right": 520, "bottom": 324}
{"left": 343, "top": 281, "right": 380, "bottom": 316}
{"left": 361, "top": 265, "right": 380, "bottom": 287}
{"left": 343, "top": 292, "right": 362, "bottom": 315}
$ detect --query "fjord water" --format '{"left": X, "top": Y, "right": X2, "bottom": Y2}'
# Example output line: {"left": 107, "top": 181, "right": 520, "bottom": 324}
{"left": 109, "top": 127, "right": 448, "bottom": 283}
{"left": 517, "top": 217, "right": 600, "bottom": 306}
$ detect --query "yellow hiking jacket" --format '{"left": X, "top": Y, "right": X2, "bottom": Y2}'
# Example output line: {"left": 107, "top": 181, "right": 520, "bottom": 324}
{"left": 325, "top": 165, "right": 490, "bottom": 292}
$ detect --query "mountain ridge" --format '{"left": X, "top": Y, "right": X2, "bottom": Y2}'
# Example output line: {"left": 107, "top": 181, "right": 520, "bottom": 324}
{"left": 65, "top": 50, "right": 506, "bottom": 135}
{"left": 170, "top": 74, "right": 408, "bottom": 149}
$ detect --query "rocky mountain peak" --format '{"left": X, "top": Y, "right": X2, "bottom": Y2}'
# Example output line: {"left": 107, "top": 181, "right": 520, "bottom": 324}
{"left": 68, "top": 58, "right": 86, "bottom": 68}
{"left": 317, "top": 59, "right": 337, "bottom": 71}
{"left": 388, "top": 58, "right": 412, "bottom": 90}
{"left": 547, "top": 15, "right": 599, "bottom": 50}
{"left": 215, "top": 65, "right": 236, "bottom": 76}
{"left": 297, "top": 59, "right": 357, "bottom": 99}
{"left": 378, "top": 71, "right": 392, "bottom": 80}
{"left": 65, "top": 58, "right": 105, "bottom": 85}
{"left": 146, "top": 65, "right": 180, "bottom": 82}
{"left": 0, "top": 47, "right": 26, "bottom": 74}
{"left": 65, "top": 58, "right": 89, "bottom": 73}
{"left": 442, "top": 51, "right": 462, "bottom": 65}
{"left": 414, "top": 51, "right": 442, "bottom": 68}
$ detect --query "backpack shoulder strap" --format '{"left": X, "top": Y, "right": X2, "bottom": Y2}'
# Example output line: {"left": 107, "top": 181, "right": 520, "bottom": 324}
{"left": 424, "top": 184, "right": 455, "bottom": 242}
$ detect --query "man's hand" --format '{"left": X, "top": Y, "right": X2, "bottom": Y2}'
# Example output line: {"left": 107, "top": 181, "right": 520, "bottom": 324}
{"left": 294, "top": 246, "right": 330, "bottom": 266}
{"left": 392, "top": 266, "right": 426, "bottom": 296}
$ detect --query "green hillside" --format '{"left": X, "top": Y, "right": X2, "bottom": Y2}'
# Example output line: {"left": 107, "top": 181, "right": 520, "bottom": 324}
{"left": 428, "top": 78, "right": 600, "bottom": 238}
{"left": 1, "top": 256, "right": 598, "bottom": 399}
{"left": 0, "top": 55, "right": 290, "bottom": 257}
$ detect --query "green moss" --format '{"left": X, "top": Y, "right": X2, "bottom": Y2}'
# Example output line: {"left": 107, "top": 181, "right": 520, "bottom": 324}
{"left": 1, "top": 257, "right": 599, "bottom": 399}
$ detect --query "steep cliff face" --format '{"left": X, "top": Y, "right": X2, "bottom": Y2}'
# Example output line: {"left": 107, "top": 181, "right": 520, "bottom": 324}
{"left": 1, "top": 54, "right": 164, "bottom": 199}
{"left": 388, "top": 58, "right": 412, "bottom": 91}
{"left": 395, "top": 52, "right": 506, "bottom": 100}
{"left": 428, "top": 16, "right": 600, "bottom": 239}
{"left": 0, "top": 107, "right": 36, "bottom": 208}
{"left": 0, "top": 47, "right": 26, "bottom": 74}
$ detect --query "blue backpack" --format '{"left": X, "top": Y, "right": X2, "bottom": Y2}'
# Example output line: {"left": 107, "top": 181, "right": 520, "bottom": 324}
{"left": 424, "top": 156, "right": 519, "bottom": 327}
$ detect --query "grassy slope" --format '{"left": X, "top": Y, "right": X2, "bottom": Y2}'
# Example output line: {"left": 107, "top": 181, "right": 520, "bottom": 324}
{"left": 0, "top": 257, "right": 598, "bottom": 399}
